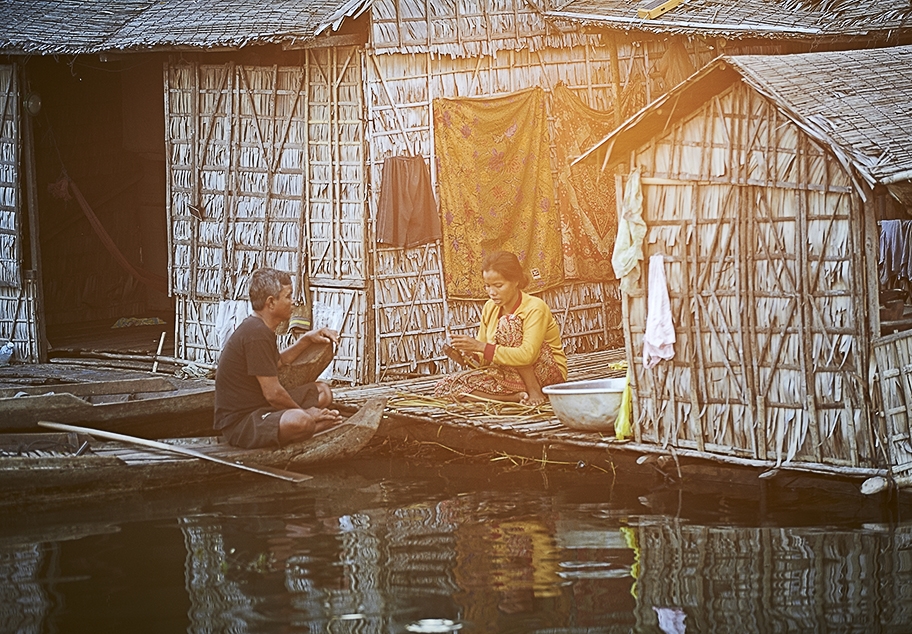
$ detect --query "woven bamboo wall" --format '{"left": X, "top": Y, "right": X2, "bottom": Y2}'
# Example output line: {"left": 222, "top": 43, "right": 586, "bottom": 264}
{"left": 364, "top": 23, "right": 699, "bottom": 378}
{"left": 0, "top": 64, "right": 38, "bottom": 363}
{"left": 624, "top": 82, "right": 872, "bottom": 469}
{"left": 633, "top": 520, "right": 912, "bottom": 631}
{"left": 165, "top": 49, "right": 367, "bottom": 382}
{"left": 872, "top": 330, "right": 912, "bottom": 476}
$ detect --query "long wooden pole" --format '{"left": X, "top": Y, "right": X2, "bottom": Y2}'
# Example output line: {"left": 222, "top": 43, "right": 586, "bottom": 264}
{"left": 37, "top": 421, "right": 312, "bottom": 483}
{"left": 151, "top": 331, "right": 166, "bottom": 373}
{"left": 21, "top": 64, "right": 48, "bottom": 362}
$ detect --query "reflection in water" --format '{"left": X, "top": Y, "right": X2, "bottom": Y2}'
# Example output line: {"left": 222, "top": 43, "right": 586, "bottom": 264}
{"left": 0, "top": 544, "right": 49, "bottom": 633}
{"left": 182, "top": 517, "right": 254, "bottom": 633}
{"left": 631, "top": 519, "right": 912, "bottom": 632}
{"left": 1, "top": 464, "right": 911, "bottom": 632}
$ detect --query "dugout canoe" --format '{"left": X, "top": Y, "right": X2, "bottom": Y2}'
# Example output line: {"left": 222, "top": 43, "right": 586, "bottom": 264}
{"left": 0, "top": 397, "right": 386, "bottom": 506}
{"left": 0, "top": 375, "right": 215, "bottom": 437}
{"left": 0, "top": 342, "right": 336, "bottom": 438}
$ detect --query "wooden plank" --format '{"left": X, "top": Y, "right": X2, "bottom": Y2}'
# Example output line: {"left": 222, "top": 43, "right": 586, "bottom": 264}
{"left": 0, "top": 377, "right": 177, "bottom": 399}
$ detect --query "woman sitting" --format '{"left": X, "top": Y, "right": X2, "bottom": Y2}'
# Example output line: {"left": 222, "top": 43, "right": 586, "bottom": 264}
{"left": 434, "top": 251, "right": 568, "bottom": 405}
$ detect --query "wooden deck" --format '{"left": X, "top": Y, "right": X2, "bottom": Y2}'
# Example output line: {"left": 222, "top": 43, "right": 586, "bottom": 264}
{"left": 334, "top": 348, "right": 630, "bottom": 453}
{"left": 334, "top": 349, "right": 909, "bottom": 510}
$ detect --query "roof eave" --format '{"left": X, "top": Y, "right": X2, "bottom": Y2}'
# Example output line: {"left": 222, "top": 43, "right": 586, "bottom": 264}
{"left": 573, "top": 58, "right": 739, "bottom": 170}
{"left": 545, "top": 10, "right": 824, "bottom": 37}
{"left": 0, "top": 30, "right": 366, "bottom": 57}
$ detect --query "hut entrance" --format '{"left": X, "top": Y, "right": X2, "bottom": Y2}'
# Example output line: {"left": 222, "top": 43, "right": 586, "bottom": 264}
{"left": 28, "top": 55, "right": 173, "bottom": 360}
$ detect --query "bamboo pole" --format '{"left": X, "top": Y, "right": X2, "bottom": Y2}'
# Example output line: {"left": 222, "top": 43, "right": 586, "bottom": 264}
{"left": 164, "top": 60, "right": 175, "bottom": 298}
{"left": 796, "top": 134, "right": 823, "bottom": 462}
{"left": 152, "top": 331, "right": 167, "bottom": 373}
{"left": 222, "top": 61, "right": 235, "bottom": 299}
{"left": 51, "top": 348, "right": 215, "bottom": 370}
{"left": 38, "top": 421, "right": 311, "bottom": 483}
{"left": 190, "top": 62, "right": 200, "bottom": 301}
{"left": 609, "top": 33, "right": 622, "bottom": 126}
{"left": 21, "top": 63, "right": 47, "bottom": 362}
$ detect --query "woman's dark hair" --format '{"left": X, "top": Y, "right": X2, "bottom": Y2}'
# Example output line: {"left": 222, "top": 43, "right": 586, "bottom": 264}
{"left": 482, "top": 251, "right": 528, "bottom": 289}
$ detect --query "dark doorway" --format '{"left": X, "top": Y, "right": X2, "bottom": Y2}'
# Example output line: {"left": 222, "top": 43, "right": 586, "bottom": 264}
{"left": 27, "top": 54, "right": 172, "bottom": 357}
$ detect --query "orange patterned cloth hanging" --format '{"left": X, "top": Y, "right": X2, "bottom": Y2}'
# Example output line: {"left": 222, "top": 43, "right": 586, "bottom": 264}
{"left": 552, "top": 83, "right": 618, "bottom": 281}
{"left": 434, "top": 87, "right": 563, "bottom": 299}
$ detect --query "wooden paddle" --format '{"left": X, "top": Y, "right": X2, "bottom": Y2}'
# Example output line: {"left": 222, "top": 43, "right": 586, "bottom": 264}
{"left": 37, "top": 421, "right": 313, "bottom": 483}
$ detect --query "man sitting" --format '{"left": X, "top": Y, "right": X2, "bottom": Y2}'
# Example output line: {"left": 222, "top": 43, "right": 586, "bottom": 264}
{"left": 214, "top": 268, "right": 343, "bottom": 448}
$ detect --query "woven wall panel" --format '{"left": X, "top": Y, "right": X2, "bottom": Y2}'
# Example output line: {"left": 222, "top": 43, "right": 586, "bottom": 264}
{"left": 166, "top": 50, "right": 367, "bottom": 367}
{"left": 366, "top": 42, "right": 662, "bottom": 380}
{"left": 309, "top": 286, "right": 366, "bottom": 385}
{"left": 0, "top": 65, "right": 38, "bottom": 362}
{"left": 873, "top": 333, "right": 912, "bottom": 475}
{"left": 627, "top": 83, "right": 870, "bottom": 468}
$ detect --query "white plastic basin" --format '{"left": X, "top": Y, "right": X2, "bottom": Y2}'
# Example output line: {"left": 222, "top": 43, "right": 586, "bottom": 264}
{"left": 543, "top": 378, "right": 626, "bottom": 432}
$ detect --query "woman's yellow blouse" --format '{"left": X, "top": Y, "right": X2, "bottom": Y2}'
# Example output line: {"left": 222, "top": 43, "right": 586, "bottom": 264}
{"left": 477, "top": 292, "right": 568, "bottom": 379}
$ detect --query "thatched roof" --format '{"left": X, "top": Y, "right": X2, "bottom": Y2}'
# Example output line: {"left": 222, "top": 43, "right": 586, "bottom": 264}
{"left": 578, "top": 45, "right": 912, "bottom": 193}
{"left": 0, "top": 0, "right": 367, "bottom": 54}
{"left": 546, "top": 0, "right": 912, "bottom": 40}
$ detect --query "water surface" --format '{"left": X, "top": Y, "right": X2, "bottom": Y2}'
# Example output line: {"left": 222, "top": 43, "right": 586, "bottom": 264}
{"left": 2, "top": 453, "right": 911, "bottom": 633}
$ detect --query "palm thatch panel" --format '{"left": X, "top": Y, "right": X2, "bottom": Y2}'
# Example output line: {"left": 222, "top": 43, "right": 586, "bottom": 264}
{"left": 0, "top": 64, "right": 38, "bottom": 363}
{"left": 873, "top": 334, "right": 912, "bottom": 478}
{"left": 373, "top": 244, "right": 448, "bottom": 380}
{"left": 175, "top": 296, "right": 221, "bottom": 364}
{"left": 626, "top": 82, "right": 869, "bottom": 468}
{"left": 310, "top": 286, "right": 367, "bottom": 384}
{"left": 0, "top": 65, "right": 20, "bottom": 293}
{"left": 370, "top": 0, "right": 600, "bottom": 57}
{"left": 166, "top": 49, "right": 366, "bottom": 365}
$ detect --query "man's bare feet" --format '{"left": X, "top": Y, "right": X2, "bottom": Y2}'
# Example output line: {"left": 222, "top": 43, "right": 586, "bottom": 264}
{"left": 279, "top": 406, "right": 343, "bottom": 444}
{"left": 308, "top": 407, "right": 343, "bottom": 433}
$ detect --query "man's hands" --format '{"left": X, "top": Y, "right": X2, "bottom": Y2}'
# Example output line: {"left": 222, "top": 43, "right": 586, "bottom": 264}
{"left": 303, "top": 327, "right": 339, "bottom": 346}
{"left": 280, "top": 327, "right": 339, "bottom": 367}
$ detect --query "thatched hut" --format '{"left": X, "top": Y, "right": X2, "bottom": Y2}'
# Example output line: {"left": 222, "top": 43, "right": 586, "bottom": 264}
{"left": 578, "top": 45, "right": 912, "bottom": 480}
{"left": 3, "top": 1, "right": 912, "bottom": 384}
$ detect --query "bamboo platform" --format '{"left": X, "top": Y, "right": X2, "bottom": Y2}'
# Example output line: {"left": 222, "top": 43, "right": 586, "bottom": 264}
{"left": 334, "top": 349, "right": 912, "bottom": 508}
{"left": 335, "top": 348, "right": 632, "bottom": 455}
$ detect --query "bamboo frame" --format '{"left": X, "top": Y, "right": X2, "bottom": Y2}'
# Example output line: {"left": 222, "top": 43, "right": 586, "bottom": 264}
{"left": 622, "top": 81, "right": 872, "bottom": 469}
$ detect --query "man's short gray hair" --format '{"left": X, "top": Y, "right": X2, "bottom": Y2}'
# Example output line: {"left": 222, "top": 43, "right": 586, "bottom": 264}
{"left": 249, "top": 268, "right": 292, "bottom": 311}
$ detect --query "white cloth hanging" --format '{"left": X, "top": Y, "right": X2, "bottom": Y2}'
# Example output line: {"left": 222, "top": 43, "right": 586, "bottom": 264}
{"left": 643, "top": 253, "right": 676, "bottom": 369}
{"left": 612, "top": 168, "right": 647, "bottom": 294}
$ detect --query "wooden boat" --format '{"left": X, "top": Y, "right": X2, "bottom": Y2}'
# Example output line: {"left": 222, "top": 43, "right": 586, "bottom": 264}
{"left": 0, "top": 342, "right": 336, "bottom": 438}
{"left": 0, "top": 397, "right": 386, "bottom": 506}
{"left": 0, "top": 375, "right": 215, "bottom": 437}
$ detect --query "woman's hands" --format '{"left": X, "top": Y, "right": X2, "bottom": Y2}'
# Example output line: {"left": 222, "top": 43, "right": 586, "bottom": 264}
{"left": 449, "top": 334, "right": 485, "bottom": 355}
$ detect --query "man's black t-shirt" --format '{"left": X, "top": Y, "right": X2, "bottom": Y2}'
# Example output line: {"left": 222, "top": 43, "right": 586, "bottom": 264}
{"left": 214, "top": 315, "right": 279, "bottom": 431}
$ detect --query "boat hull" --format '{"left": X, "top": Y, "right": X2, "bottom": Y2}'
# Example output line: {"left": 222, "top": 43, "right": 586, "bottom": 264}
{"left": 0, "top": 398, "right": 386, "bottom": 506}
{"left": 0, "top": 376, "right": 215, "bottom": 437}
